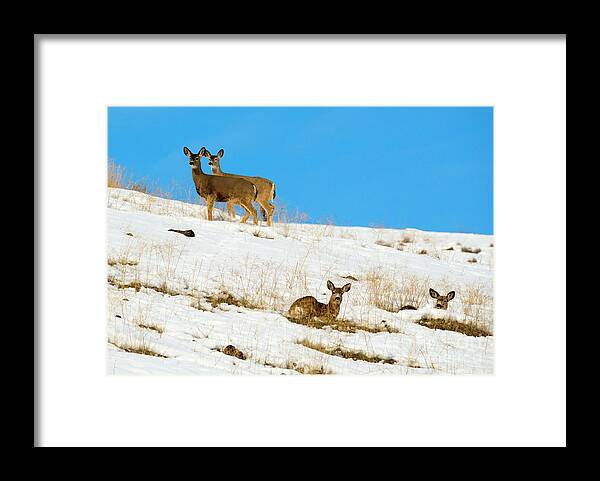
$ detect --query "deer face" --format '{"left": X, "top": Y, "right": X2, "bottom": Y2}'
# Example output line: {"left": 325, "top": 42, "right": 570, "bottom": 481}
{"left": 429, "top": 288, "right": 456, "bottom": 310}
{"left": 183, "top": 146, "right": 206, "bottom": 168}
{"left": 327, "top": 280, "right": 351, "bottom": 306}
{"left": 205, "top": 148, "right": 224, "bottom": 173}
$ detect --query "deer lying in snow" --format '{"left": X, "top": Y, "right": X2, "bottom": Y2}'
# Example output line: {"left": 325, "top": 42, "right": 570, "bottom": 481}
{"left": 400, "top": 288, "right": 456, "bottom": 310}
{"left": 288, "top": 280, "right": 351, "bottom": 321}
{"left": 429, "top": 288, "right": 455, "bottom": 309}
{"left": 205, "top": 148, "right": 277, "bottom": 226}
{"left": 184, "top": 146, "right": 258, "bottom": 224}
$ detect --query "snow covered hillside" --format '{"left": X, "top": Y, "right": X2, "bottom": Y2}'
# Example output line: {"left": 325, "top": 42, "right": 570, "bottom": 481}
{"left": 107, "top": 188, "right": 494, "bottom": 375}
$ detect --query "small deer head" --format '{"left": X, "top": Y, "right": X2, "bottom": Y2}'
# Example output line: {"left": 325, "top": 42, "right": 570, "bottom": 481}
{"left": 205, "top": 148, "right": 224, "bottom": 174}
{"left": 183, "top": 146, "right": 206, "bottom": 168}
{"left": 327, "top": 280, "right": 351, "bottom": 306}
{"left": 429, "top": 288, "right": 456, "bottom": 310}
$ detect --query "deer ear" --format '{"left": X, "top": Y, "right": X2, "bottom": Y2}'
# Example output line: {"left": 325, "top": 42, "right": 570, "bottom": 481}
{"left": 342, "top": 283, "right": 351, "bottom": 293}
{"left": 446, "top": 291, "right": 455, "bottom": 300}
{"left": 217, "top": 149, "right": 224, "bottom": 158}
{"left": 327, "top": 280, "right": 334, "bottom": 291}
{"left": 429, "top": 288, "right": 440, "bottom": 299}
{"left": 199, "top": 147, "right": 207, "bottom": 156}
{"left": 183, "top": 146, "right": 191, "bottom": 157}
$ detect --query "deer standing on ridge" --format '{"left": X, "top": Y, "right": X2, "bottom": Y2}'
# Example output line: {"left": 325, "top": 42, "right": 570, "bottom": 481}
{"left": 204, "top": 148, "right": 277, "bottom": 227}
{"left": 184, "top": 146, "right": 258, "bottom": 224}
{"left": 288, "top": 280, "right": 351, "bottom": 321}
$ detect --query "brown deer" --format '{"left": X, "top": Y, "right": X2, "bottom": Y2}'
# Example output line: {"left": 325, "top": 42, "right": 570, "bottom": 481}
{"left": 288, "top": 280, "right": 351, "bottom": 321}
{"left": 429, "top": 288, "right": 456, "bottom": 310}
{"left": 183, "top": 147, "right": 258, "bottom": 224}
{"left": 205, "top": 148, "right": 277, "bottom": 227}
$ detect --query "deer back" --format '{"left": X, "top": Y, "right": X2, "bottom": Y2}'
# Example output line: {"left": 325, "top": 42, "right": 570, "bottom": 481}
{"left": 192, "top": 168, "right": 257, "bottom": 202}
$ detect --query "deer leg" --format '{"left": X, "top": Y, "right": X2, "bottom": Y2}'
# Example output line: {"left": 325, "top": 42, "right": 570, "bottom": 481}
{"left": 256, "top": 199, "right": 269, "bottom": 223}
{"left": 239, "top": 207, "right": 251, "bottom": 224}
{"left": 266, "top": 202, "right": 275, "bottom": 227}
{"left": 241, "top": 201, "right": 258, "bottom": 225}
{"left": 258, "top": 199, "right": 276, "bottom": 227}
{"left": 206, "top": 197, "right": 215, "bottom": 221}
{"left": 227, "top": 201, "right": 236, "bottom": 221}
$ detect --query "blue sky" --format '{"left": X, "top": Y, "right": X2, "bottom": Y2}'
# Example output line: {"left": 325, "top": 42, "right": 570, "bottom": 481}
{"left": 108, "top": 107, "right": 493, "bottom": 234}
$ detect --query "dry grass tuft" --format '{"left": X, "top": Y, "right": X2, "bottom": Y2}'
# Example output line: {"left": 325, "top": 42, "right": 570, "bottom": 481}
{"left": 467, "top": 257, "right": 478, "bottom": 263}
{"left": 375, "top": 239, "right": 396, "bottom": 248}
{"left": 214, "top": 258, "right": 305, "bottom": 312}
{"left": 416, "top": 317, "right": 492, "bottom": 337}
{"left": 418, "top": 249, "right": 428, "bottom": 255}
{"left": 107, "top": 256, "right": 139, "bottom": 267}
{"left": 285, "top": 361, "right": 332, "bottom": 375}
{"left": 461, "top": 284, "right": 494, "bottom": 332}
{"left": 107, "top": 276, "right": 181, "bottom": 297}
{"left": 297, "top": 339, "right": 396, "bottom": 364}
{"left": 364, "top": 269, "right": 430, "bottom": 313}
{"left": 205, "top": 291, "right": 263, "bottom": 310}
{"left": 275, "top": 205, "right": 310, "bottom": 238}
{"left": 108, "top": 337, "right": 168, "bottom": 358}
{"left": 137, "top": 320, "right": 165, "bottom": 334}
{"left": 286, "top": 315, "right": 401, "bottom": 334}
{"left": 107, "top": 161, "right": 127, "bottom": 189}
{"left": 261, "top": 357, "right": 333, "bottom": 375}
{"left": 461, "top": 246, "right": 482, "bottom": 254}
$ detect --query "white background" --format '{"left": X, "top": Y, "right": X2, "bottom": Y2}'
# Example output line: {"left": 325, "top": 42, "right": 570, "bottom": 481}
{"left": 36, "top": 35, "right": 566, "bottom": 447}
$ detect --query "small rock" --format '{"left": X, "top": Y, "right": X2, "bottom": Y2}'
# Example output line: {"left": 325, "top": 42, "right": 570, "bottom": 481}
{"left": 222, "top": 344, "right": 246, "bottom": 360}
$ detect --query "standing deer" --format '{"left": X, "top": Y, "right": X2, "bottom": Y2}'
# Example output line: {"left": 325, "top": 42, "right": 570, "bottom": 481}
{"left": 288, "top": 280, "right": 351, "bottom": 321}
{"left": 183, "top": 146, "right": 258, "bottom": 225}
{"left": 429, "top": 288, "right": 456, "bottom": 310}
{"left": 204, "top": 148, "right": 277, "bottom": 227}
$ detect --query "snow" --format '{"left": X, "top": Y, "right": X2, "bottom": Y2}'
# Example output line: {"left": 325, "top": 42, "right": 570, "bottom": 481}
{"left": 107, "top": 188, "right": 494, "bottom": 375}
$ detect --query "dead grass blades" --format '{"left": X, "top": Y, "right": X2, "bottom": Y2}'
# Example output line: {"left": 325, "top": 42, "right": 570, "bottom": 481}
{"left": 259, "top": 357, "right": 333, "bottom": 375}
{"left": 137, "top": 320, "right": 165, "bottom": 334}
{"left": 461, "top": 284, "right": 494, "bottom": 332}
{"left": 107, "top": 275, "right": 182, "bottom": 297}
{"left": 297, "top": 339, "right": 396, "bottom": 365}
{"left": 107, "top": 256, "right": 139, "bottom": 267}
{"left": 205, "top": 290, "right": 263, "bottom": 310}
{"left": 108, "top": 335, "right": 168, "bottom": 358}
{"left": 416, "top": 317, "right": 492, "bottom": 337}
{"left": 364, "top": 269, "right": 430, "bottom": 313}
{"left": 286, "top": 314, "right": 402, "bottom": 334}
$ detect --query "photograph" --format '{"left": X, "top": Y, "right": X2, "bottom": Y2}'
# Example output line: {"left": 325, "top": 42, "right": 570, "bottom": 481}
{"left": 106, "top": 106, "right": 494, "bottom": 375}
{"left": 36, "top": 34, "right": 565, "bottom": 447}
